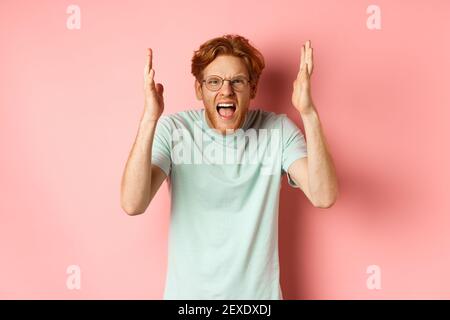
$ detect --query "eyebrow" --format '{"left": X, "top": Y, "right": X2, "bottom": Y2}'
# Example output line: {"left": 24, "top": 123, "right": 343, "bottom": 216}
{"left": 207, "top": 73, "right": 248, "bottom": 78}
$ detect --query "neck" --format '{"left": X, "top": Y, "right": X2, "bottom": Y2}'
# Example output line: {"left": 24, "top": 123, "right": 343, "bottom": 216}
{"left": 205, "top": 110, "right": 248, "bottom": 135}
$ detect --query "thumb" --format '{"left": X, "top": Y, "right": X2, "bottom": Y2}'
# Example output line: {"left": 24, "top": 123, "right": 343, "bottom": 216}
{"left": 156, "top": 83, "right": 164, "bottom": 95}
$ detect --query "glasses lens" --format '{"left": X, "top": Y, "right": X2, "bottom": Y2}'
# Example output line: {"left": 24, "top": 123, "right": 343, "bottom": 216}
{"left": 231, "top": 77, "right": 247, "bottom": 91}
{"left": 204, "top": 76, "right": 249, "bottom": 91}
{"left": 205, "top": 76, "right": 222, "bottom": 91}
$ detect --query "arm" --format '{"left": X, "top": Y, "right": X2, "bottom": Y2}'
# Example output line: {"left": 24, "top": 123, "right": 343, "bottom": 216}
{"left": 289, "top": 40, "right": 339, "bottom": 208}
{"left": 120, "top": 48, "right": 167, "bottom": 216}
{"left": 120, "top": 117, "right": 167, "bottom": 216}
{"left": 288, "top": 108, "right": 338, "bottom": 208}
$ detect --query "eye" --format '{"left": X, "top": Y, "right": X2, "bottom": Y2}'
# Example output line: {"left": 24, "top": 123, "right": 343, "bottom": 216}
{"left": 207, "top": 78, "right": 220, "bottom": 85}
{"left": 232, "top": 78, "right": 245, "bottom": 84}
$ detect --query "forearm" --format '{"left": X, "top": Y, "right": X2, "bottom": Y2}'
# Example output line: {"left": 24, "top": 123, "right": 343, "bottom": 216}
{"left": 120, "top": 115, "right": 158, "bottom": 214}
{"left": 300, "top": 107, "right": 338, "bottom": 207}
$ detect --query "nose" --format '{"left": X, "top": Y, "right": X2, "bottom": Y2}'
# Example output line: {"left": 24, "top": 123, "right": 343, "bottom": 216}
{"left": 219, "top": 80, "right": 235, "bottom": 96}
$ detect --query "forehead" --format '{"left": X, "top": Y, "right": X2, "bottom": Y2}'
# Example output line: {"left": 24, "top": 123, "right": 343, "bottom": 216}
{"left": 203, "top": 55, "right": 249, "bottom": 77}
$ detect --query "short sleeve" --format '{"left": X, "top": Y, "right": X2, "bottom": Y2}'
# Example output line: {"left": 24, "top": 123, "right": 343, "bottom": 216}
{"left": 151, "top": 116, "right": 173, "bottom": 176}
{"left": 281, "top": 115, "right": 308, "bottom": 188}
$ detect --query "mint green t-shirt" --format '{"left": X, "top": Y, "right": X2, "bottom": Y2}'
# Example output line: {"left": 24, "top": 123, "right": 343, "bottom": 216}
{"left": 151, "top": 108, "right": 307, "bottom": 300}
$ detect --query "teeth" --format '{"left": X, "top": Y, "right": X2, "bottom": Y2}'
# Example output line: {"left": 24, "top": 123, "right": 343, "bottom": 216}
{"left": 217, "top": 103, "right": 235, "bottom": 108}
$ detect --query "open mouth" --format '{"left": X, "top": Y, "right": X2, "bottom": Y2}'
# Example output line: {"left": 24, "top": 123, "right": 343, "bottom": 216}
{"left": 216, "top": 103, "right": 237, "bottom": 120}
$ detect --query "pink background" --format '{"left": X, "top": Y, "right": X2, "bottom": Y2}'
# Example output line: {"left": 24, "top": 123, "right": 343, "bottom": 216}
{"left": 1, "top": 0, "right": 449, "bottom": 299}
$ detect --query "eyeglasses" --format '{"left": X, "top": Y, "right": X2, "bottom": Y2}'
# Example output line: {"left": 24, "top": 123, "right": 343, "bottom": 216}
{"left": 202, "top": 75, "right": 250, "bottom": 92}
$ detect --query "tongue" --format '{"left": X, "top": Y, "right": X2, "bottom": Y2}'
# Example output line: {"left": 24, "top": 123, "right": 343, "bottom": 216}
{"left": 218, "top": 107, "right": 235, "bottom": 117}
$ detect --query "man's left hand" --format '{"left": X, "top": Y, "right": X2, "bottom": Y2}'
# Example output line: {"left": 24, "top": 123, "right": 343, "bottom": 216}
{"left": 292, "top": 40, "right": 315, "bottom": 115}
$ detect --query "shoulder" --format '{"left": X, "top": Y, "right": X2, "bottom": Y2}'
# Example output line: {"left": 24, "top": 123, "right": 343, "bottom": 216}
{"left": 247, "top": 108, "right": 290, "bottom": 129}
{"left": 157, "top": 108, "right": 203, "bottom": 129}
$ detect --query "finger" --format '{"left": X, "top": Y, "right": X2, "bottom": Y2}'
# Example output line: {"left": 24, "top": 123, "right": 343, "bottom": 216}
{"left": 302, "top": 63, "right": 311, "bottom": 83}
{"left": 305, "top": 40, "right": 311, "bottom": 49}
{"left": 145, "top": 49, "right": 149, "bottom": 74}
{"left": 148, "top": 48, "right": 153, "bottom": 72}
{"left": 306, "top": 40, "right": 314, "bottom": 73}
{"left": 145, "top": 69, "right": 156, "bottom": 92}
{"left": 303, "top": 62, "right": 310, "bottom": 78}
{"left": 300, "top": 45, "right": 305, "bottom": 72}
{"left": 145, "top": 48, "right": 152, "bottom": 74}
{"left": 144, "top": 64, "right": 155, "bottom": 81}
{"left": 149, "top": 69, "right": 155, "bottom": 87}
{"left": 306, "top": 48, "right": 313, "bottom": 74}
{"left": 156, "top": 83, "right": 164, "bottom": 96}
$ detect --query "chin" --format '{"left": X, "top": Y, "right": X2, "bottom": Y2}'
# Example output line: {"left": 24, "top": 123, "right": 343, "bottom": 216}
{"left": 206, "top": 106, "right": 246, "bottom": 133}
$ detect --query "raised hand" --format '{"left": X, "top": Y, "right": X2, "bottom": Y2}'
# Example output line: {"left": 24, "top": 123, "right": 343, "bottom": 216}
{"left": 291, "top": 40, "right": 315, "bottom": 115}
{"left": 143, "top": 48, "right": 164, "bottom": 121}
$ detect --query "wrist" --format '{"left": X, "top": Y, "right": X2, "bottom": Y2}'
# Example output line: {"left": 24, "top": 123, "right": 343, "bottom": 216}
{"left": 140, "top": 114, "right": 159, "bottom": 126}
{"left": 299, "top": 105, "right": 318, "bottom": 119}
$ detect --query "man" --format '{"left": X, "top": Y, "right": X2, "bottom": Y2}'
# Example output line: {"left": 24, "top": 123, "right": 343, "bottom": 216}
{"left": 120, "top": 34, "right": 338, "bottom": 299}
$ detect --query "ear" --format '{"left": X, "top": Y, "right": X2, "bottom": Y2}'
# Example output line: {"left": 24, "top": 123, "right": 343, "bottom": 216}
{"left": 195, "top": 80, "right": 203, "bottom": 100}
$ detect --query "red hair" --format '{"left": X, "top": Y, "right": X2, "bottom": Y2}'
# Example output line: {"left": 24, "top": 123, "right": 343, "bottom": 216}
{"left": 191, "top": 34, "right": 265, "bottom": 98}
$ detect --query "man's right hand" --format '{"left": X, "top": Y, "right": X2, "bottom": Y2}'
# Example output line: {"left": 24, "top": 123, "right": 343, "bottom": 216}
{"left": 143, "top": 48, "right": 164, "bottom": 121}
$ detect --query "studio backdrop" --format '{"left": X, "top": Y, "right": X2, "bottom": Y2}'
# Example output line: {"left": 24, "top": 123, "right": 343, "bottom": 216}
{"left": 1, "top": 0, "right": 449, "bottom": 299}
